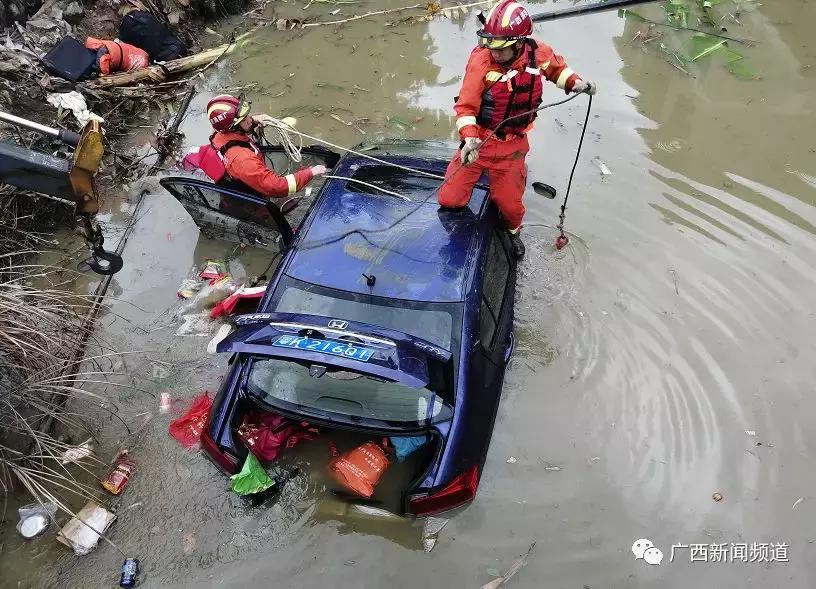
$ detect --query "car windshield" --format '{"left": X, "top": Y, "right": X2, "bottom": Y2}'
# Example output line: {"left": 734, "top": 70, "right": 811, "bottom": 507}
{"left": 273, "top": 277, "right": 459, "bottom": 350}
{"left": 248, "top": 357, "right": 448, "bottom": 425}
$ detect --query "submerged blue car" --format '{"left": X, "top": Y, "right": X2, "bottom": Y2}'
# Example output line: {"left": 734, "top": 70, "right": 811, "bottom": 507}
{"left": 161, "top": 140, "right": 518, "bottom": 516}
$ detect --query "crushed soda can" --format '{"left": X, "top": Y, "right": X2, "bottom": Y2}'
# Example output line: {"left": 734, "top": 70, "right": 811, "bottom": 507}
{"left": 101, "top": 450, "right": 137, "bottom": 495}
{"left": 159, "top": 393, "right": 171, "bottom": 414}
{"left": 119, "top": 558, "right": 139, "bottom": 588}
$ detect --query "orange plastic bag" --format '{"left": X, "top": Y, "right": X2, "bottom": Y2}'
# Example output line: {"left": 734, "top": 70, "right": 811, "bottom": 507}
{"left": 85, "top": 37, "right": 148, "bottom": 75}
{"left": 169, "top": 392, "right": 212, "bottom": 448}
{"left": 329, "top": 442, "right": 389, "bottom": 499}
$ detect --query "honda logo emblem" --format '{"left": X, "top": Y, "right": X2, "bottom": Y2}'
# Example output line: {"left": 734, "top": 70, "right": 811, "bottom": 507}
{"left": 328, "top": 319, "right": 348, "bottom": 329}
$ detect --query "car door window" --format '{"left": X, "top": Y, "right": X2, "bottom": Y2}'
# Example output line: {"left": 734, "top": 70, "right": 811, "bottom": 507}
{"left": 479, "top": 231, "right": 510, "bottom": 350}
{"left": 160, "top": 177, "right": 293, "bottom": 247}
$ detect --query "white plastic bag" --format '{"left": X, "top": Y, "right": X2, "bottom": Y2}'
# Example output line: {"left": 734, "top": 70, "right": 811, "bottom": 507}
{"left": 57, "top": 501, "right": 116, "bottom": 555}
{"left": 179, "top": 277, "right": 240, "bottom": 314}
{"left": 17, "top": 501, "right": 57, "bottom": 539}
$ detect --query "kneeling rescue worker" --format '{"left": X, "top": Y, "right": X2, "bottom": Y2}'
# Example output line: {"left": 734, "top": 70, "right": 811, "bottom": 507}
{"left": 198, "top": 94, "right": 326, "bottom": 197}
{"left": 438, "top": 0, "right": 597, "bottom": 259}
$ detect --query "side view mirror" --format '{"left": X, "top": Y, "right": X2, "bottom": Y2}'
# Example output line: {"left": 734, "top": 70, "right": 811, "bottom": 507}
{"left": 532, "top": 182, "right": 557, "bottom": 199}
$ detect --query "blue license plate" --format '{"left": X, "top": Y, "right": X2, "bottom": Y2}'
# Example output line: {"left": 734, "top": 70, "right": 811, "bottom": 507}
{"left": 271, "top": 335, "right": 375, "bottom": 362}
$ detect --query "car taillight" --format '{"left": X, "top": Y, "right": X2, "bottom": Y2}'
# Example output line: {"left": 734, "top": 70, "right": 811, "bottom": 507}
{"left": 408, "top": 466, "right": 479, "bottom": 516}
{"left": 200, "top": 427, "right": 239, "bottom": 474}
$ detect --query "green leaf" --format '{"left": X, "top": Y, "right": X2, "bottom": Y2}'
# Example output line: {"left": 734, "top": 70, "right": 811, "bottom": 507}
{"left": 683, "top": 34, "right": 726, "bottom": 61}
{"left": 387, "top": 116, "right": 414, "bottom": 130}
{"left": 692, "top": 39, "right": 726, "bottom": 61}
{"left": 721, "top": 48, "right": 758, "bottom": 79}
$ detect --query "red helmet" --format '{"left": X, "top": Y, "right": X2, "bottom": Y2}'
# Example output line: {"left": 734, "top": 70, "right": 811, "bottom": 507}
{"left": 206, "top": 94, "right": 251, "bottom": 132}
{"left": 477, "top": 0, "right": 532, "bottom": 49}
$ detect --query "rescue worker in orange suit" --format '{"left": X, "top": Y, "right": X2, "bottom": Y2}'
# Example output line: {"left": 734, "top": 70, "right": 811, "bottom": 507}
{"left": 438, "top": 0, "right": 597, "bottom": 259}
{"left": 206, "top": 94, "right": 327, "bottom": 197}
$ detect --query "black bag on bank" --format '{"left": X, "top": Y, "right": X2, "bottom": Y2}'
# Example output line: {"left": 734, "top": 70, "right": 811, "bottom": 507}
{"left": 119, "top": 10, "right": 187, "bottom": 62}
{"left": 41, "top": 36, "right": 98, "bottom": 81}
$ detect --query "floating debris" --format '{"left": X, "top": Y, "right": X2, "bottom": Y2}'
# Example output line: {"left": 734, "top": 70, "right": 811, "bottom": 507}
{"left": 183, "top": 533, "right": 197, "bottom": 554}
{"left": 348, "top": 504, "right": 405, "bottom": 522}
{"left": 482, "top": 541, "right": 536, "bottom": 589}
{"left": 61, "top": 438, "right": 93, "bottom": 464}
{"left": 744, "top": 430, "right": 757, "bottom": 437}
{"left": 792, "top": 497, "right": 804, "bottom": 510}
{"left": 57, "top": 501, "right": 116, "bottom": 555}
{"left": 712, "top": 492, "right": 723, "bottom": 502}
{"left": 159, "top": 393, "right": 172, "bottom": 414}
{"left": 506, "top": 456, "right": 517, "bottom": 464}
{"left": 438, "top": 74, "right": 462, "bottom": 87}
{"left": 387, "top": 115, "right": 415, "bottom": 131}
{"left": 592, "top": 156, "right": 612, "bottom": 176}
{"left": 422, "top": 517, "right": 449, "bottom": 553}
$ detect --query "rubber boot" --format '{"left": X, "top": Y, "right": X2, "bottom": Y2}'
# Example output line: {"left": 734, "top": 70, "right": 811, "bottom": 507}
{"left": 508, "top": 230, "right": 525, "bottom": 259}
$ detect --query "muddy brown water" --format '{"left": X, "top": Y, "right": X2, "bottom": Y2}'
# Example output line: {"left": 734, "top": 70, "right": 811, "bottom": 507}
{"left": 2, "top": 0, "right": 816, "bottom": 587}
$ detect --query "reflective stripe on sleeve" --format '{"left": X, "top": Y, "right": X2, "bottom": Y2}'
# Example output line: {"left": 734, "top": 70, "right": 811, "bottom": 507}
{"left": 285, "top": 174, "right": 297, "bottom": 194}
{"left": 556, "top": 68, "right": 575, "bottom": 89}
{"left": 456, "top": 115, "right": 477, "bottom": 131}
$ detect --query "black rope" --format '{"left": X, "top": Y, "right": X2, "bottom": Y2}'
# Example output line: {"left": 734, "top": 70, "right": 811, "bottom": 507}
{"left": 558, "top": 93, "right": 593, "bottom": 239}
{"left": 296, "top": 90, "right": 591, "bottom": 252}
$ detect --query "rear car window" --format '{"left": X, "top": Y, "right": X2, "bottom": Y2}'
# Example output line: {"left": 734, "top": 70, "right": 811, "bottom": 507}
{"left": 345, "top": 166, "right": 442, "bottom": 200}
{"left": 275, "top": 283, "right": 454, "bottom": 350}
{"left": 249, "top": 358, "right": 447, "bottom": 424}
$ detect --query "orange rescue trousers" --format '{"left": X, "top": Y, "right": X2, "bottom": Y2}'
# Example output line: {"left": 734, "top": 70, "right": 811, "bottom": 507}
{"left": 438, "top": 133, "right": 529, "bottom": 231}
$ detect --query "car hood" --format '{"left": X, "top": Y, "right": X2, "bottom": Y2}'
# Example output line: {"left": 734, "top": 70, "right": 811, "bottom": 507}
{"left": 216, "top": 312, "right": 452, "bottom": 388}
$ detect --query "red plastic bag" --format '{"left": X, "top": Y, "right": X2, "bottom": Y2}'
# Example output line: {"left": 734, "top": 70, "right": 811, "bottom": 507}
{"left": 169, "top": 392, "right": 213, "bottom": 448}
{"left": 210, "top": 285, "right": 266, "bottom": 320}
{"left": 237, "top": 411, "right": 318, "bottom": 463}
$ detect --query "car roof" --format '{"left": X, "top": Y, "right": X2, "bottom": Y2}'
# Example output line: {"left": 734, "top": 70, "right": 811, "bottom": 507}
{"left": 284, "top": 145, "right": 491, "bottom": 303}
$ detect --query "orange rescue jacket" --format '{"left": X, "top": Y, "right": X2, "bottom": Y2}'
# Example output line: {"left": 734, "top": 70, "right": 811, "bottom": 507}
{"left": 85, "top": 37, "right": 149, "bottom": 75}
{"left": 210, "top": 131, "right": 314, "bottom": 198}
{"left": 454, "top": 38, "right": 582, "bottom": 140}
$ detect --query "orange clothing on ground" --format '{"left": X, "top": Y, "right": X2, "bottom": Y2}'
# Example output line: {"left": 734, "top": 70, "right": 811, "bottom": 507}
{"left": 210, "top": 131, "right": 313, "bottom": 198}
{"left": 85, "top": 37, "right": 149, "bottom": 75}
{"left": 453, "top": 38, "right": 582, "bottom": 140}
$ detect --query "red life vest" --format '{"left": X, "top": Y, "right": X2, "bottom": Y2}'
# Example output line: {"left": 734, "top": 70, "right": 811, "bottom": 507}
{"left": 181, "top": 134, "right": 256, "bottom": 184}
{"left": 476, "top": 40, "right": 543, "bottom": 136}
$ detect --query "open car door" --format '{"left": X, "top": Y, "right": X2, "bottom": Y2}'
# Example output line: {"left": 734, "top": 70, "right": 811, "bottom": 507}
{"left": 161, "top": 145, "right": 340, "bottom": 251}
{"left": 160, "top": 177, "right": 294, "bottom": 251}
